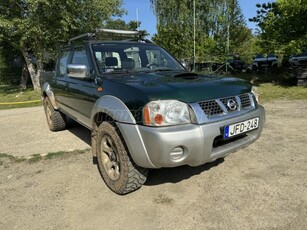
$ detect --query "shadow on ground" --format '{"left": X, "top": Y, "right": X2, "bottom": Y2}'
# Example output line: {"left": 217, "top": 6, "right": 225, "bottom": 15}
{"left": 64, "top": 119, "right": 225, "bottom": 187}
{"left": 145, "top": 158, "right": 224, "bottom": 186}
{"left": 66, "top": 118, "right": 91, "bottom": 146}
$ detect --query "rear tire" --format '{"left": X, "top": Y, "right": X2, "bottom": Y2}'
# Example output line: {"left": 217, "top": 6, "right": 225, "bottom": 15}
{"left": 96, "top": 121, "right": 148, "bottom": 195}
{"left": 43, "top": 97, "right": 66, "bottom": 131}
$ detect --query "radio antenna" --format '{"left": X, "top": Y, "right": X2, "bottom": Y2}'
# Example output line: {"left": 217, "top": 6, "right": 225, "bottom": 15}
{"left": 136, "top": 8, "right": 140, "bottom": 30}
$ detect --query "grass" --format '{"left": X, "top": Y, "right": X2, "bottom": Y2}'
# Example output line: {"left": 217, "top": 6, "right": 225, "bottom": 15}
{"left": 0, "top": 85, "right": 41, "bottom": 109}
{"left": 0, "top": 153, "right": 26, "bottom": 166}
{"left": 28, "top": 154, "right": 43, "bottom": 164}
{"left": 0, "top": 153, "right": 16, "bottom": 161}
{"left": 45, "top": 149, "right": 89, "bottom": 160}
{"left": 45, "top": 151, "right": 67, "bottom": 160}
{"left": 217, "top": 70, "right": 307, "bottom": 102}
{"left": 257, "top": 83, "right": 307, "bottom": 102}
{"left": 0, "top": 149, "right": 90, "bottom": 166}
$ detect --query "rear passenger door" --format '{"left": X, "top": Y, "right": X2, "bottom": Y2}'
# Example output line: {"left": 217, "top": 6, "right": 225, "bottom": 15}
{"left": 52, "top": 49, "right": 71, "bottom": 109}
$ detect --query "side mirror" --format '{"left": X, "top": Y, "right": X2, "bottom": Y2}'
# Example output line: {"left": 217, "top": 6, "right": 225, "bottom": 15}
{"left": 67, "top": 64, "right": 88, "bottom": 79}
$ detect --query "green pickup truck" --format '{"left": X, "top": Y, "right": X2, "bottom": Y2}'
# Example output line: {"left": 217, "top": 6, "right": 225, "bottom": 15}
{"left": 40, "top": 29, "right": 265, "bottom": 194}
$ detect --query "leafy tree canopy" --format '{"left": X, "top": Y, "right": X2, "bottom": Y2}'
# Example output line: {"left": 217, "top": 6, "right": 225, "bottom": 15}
{"left": 151, "top": 0, "right": 252, "bottom": 61}
{"left": 0, "top": 0, "right": 124, "bottom": 89}
{"left": 250, "top": 0, "right": 307, "bottom": 54}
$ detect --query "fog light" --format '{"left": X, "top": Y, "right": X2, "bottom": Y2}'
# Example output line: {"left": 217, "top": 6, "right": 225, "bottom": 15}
{"left": 170, "top": 147, "right": 184, "bottom": 161}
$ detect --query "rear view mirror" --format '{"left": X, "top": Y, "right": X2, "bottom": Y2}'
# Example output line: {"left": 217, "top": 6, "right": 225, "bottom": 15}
{"left": 67, "top": 64, "right": 88, "bottom": 79}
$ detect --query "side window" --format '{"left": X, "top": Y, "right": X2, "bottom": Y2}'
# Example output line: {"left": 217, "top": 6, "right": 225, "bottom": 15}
{"left": 71, "top": 48, "right": 89, "bottom": 68}
{"left": 57, "top": 50, "right": 69, "bottom": 77}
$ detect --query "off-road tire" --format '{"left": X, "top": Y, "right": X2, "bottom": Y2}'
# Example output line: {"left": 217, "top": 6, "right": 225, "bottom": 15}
{"left": 43, "top": 97, "right": 66, "bottom": 131}
{"left": 96, "top": 121, "right": 148, "bottom": 195}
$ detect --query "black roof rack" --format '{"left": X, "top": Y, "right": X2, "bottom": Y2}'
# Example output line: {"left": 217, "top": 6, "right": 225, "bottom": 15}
{"left": 68, "top": 28, "right": 152, "bottom": 45}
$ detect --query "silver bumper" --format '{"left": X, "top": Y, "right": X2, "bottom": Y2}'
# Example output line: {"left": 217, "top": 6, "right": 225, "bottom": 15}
{"left": 117, "top": 105, "right": 265, "bottom": 168}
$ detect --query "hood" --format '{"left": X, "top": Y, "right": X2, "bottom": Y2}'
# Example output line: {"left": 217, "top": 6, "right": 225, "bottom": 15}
{"left": 104, "top": 71, "right": 252, "bottom": 104}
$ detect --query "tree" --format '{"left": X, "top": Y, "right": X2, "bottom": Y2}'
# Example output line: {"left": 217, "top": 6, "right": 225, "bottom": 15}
{"left": 0, "top": 0, "right": 124, "bottom": 90}
{"left": 249, "top": 0, "right": 307, "bottom": 54}
{"left": 150, "top": 0, "right": 251, "bottom": 60}
{"left": 0, "top": 38, "right": 24, "bottom": 85}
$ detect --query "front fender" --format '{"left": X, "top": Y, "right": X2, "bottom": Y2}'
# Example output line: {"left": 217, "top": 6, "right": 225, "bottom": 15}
{"left": 42, "top": 82, "right": 58, "bottom": 109}
{"left": 91, "top": 95, "right": 136, "bottom": 125}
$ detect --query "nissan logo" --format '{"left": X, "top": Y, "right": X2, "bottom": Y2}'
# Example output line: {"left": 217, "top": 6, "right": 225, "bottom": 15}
{"left": 227, "top": 99, "right": 237, "bottom": 111}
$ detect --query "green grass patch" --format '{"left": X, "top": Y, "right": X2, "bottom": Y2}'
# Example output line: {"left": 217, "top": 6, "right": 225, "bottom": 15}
{"left": 257, "top": 83, "right": 307, "bottom": 102}
{"left": 0, "top": 153, "right": 16, "bottom": 160}
{"left": 28, "top": 154, "right": 43, "bottom": 164}
{"left": 45, "top": 149, "right": 89, "bottom": 160}
{"left": 220, "top": 70, "right": 307, "bottom": 102}
{"left": 45, "top": 151, "right": 67, "bottom": 160}
{"left": 0, "top": 149, "right": 90, "bottom": 166}
{"left": 0, "top": 153, "right": 26, "bottom": 165}
{"left": 0, "top": 85, "right": 41, "bottom": 109}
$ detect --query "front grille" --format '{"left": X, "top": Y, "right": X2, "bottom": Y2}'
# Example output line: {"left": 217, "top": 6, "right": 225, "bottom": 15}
{"left": 199, "top": 100, "right": 224, "bottom": 116}
{"left": 198, "top": 93, "right": 253, "bottom": 117}
{"left": 239, "top": 94, "right": 252, "bottom": 108}
{"left": 220, "top": 96, "right": 237, "bottom": 112}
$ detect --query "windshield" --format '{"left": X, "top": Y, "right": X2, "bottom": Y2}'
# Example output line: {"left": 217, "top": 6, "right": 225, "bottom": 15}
{"left": 91, "top": 43, "right": 185, "bottom": 74}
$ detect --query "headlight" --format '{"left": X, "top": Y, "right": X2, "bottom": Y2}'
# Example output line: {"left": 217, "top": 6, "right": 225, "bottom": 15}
{"left": 252, "top": 86, "right": 259, "bottom": 102}
{"left": 144, "top": 100, "right": 191, "bottom": 126}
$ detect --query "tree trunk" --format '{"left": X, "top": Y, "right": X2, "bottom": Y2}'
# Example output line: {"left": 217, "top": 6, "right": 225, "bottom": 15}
{"left": 21, "top": 47, "right": 41, "bottom": 91}
{"left": 19, "top": 64, "right": 29, "bottom": 90}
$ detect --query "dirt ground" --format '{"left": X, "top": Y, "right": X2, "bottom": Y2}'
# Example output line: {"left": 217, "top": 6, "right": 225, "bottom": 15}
{"left": 0, "top": 100, "right": 306, "bottom": 230}
{"left": 0, "top": 107, "right": 90, "bottom": 157}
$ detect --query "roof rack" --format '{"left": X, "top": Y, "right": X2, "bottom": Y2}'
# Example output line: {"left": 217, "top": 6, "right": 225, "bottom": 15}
{"left": 68, "top": 28, "right": 150, "bottom": 44}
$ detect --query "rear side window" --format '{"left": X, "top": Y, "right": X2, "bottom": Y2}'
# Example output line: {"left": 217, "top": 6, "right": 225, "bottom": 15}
{"left": 56, "top": 50, "right": 69, "bottom": 77}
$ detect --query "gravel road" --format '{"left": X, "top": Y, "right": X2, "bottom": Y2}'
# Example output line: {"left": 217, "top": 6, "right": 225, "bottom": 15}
{"left": 0, "top": 106, "right": 90, "bottom": 157}
{"left": 0, "top": 100, "right": 306, "bottom": 229}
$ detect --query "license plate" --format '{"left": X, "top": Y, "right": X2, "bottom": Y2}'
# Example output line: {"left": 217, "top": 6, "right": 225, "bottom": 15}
{"left": 224, "top": 117, "right": 259, "bottom": 139}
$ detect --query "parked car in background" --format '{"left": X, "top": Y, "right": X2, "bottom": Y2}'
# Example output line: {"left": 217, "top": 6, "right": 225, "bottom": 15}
{"left": 289, "top": 52, "right": 307, "bottom": 67}
{"left": 180, "top": 58, "right": 215, "bottom": 72}
{"left": 227, "top": 54, "right": 245, "bottom": 73}
{"left": 250, "top": 54, "right": 278, "bottom": 72}
{"left": 180, "top": 58, "right": 193, "bottom": 71}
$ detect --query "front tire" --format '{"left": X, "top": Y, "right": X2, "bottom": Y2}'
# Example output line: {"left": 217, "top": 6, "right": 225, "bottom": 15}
{"left": 96, "top": 122, "right": 148, "bottom": 195}
{"left": 43, "top": 97, "right": 66, "bottom": 131}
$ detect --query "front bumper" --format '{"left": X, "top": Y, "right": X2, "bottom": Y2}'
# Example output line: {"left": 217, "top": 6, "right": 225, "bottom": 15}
{"left": 117, "top": 105, "right": 265, "bottom": 168}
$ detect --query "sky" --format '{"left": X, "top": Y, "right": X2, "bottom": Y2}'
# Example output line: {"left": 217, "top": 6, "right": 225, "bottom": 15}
{"left": 122, "top": 0, "right": 275, "bottom": 37}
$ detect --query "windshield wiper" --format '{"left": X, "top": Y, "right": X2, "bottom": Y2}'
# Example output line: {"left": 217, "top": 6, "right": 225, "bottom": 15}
{"left": 103, "top": 70, "right": 135, "bottom": 75}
